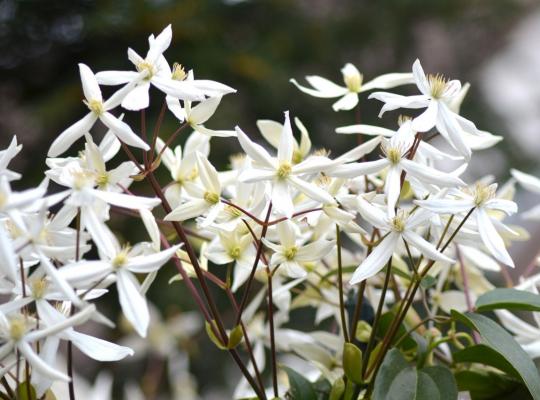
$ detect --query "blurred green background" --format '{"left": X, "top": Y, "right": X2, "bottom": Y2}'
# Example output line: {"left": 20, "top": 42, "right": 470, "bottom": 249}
{"left": 2, "top": 0, "right": 540, "bottom": 397}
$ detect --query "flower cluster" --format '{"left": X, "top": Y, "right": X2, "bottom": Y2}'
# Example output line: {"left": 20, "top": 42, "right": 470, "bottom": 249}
{"left": 1, "top": 25, "right": 540, "bottom": 400}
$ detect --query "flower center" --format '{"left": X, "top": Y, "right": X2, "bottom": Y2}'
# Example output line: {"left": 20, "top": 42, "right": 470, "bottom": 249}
{"left": 84, "top": 99, "right": 105, "bottom": 115}
{"left": 31, "top": 278, "right": 49, "bottom": 299}
{"left": 292, "top": 150, "right": 303, "bottom": 164}
{"left": 344, "top": 72, "right": 363, "bottom": 93}
{"left": 229, "top": 246, "right": 241, "bottom": 259}
{"left": 386, "top": 147, "right": 402, "bottom": 165}
{"left": 428, "top": 74, "right": 448, "bottom": 99}
{"left": 112, "top": 247, "right": 130, "bottom": 269}
{"left": 284, "top": 246, "right": 298, "bottom": 260}
{"left": 9, "top": 316, "right": 27, "bottom": 341}
{"left": 96, "top": 172, "right": 109, "bottom": 188}
{"left": 203, "top": 191, "right": 220, "bottom": 205}
{"left": 390, "top": 211, "right": 408, "bottom": 232}
{"left": 276, "top": 162, "right": 292, "bottom": 179}
{"left": 172, "top": 62, "right": 187, "bottom": 81}
{"left": 137, "top": 61, "right": 155, "bottom": 80}
{"left": 72, "top": 170, "right": 95, "bottom": 190}
{"left": 472, "top": 183, "right": 496, "bottom": 207}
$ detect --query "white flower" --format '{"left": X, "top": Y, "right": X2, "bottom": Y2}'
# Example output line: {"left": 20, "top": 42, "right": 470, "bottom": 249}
{"left": 58, "top": 239, "right": 181, "bottom": 337}
{"left": 256, "top": 117, "right": 311, "bottom": 164}
{"left": 164, "top": 152, "right": 225, "bottom": 226}
{"left": 369, "top": 59, "right": 481, "bottom": 159}
{"left": 291, "top": 63, "right": 414, "bottom": 111}
{"left": 511, "top": 169, "right": 540, "bottom": 220}
{"left": 263, "top": 220, "right": 335, "bottom": 279}
{"left": 236, "top": 111, "right": 334, "bottom": 217}
{"left": 415, "top": 182, "right": 517, "bottom": 267}
{"left": 48, "top": 63, "right": 148, "bottom": 157}
{"left": 350, "top": 197, "right": 454, "bottom": 284}
{"left": 0, "top": 136, "right": 22, "bottom": 181}
{"left": 328, "top": 121, "right": 465, "bottom": 215}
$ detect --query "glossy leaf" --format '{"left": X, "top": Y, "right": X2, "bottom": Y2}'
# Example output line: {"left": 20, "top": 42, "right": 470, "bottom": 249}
{"left": 476, "top": 288, "right": 540, "bottom": 312}
{"left": 283, "top": 366, "right": 317, "bottom": 400}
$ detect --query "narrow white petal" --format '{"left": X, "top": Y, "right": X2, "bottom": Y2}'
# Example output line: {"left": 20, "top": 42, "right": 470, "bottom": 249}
{"left": 384, "top": 166, "right": 401, "bottom": 215}
{"left": 235, "top": 126, "right": 275, "bottom": 169}
{"left": 70, "top": 331, "right": 133, "bottom": 361}
{"left": 336, "top": 124, "right": 394, "bottom": 137}
{"left": 360, "top": 73, "right": 415, "bottom": 92}
{"left": 327, "top": 158, "right": 390, "bottom": 178}
{"left": 412, "top": 100, "right": 438, "bottom": 132}
{"left": 277, "top": 220, "right": 296, "bottom": 248}
{"left": 290, "top": 77, "right": 347, "bottom": 98}
{"left": 95, "top": 70, "right": 140, "bottom": 85}
{"left": 78, "top": 64, "right": 102, "bottom": 102}
{"left": 403, "top": 230, "right": 454, "bottom": 264}
{"left": 332, "top": 92, "right": 359, "bottom": 111}
{"left": 0, "top": 224, "right": 17, "bottom": 282}
{"left": 350, "top": 233, "right": 398, "bottom": 284}
{"left": 151, "top": 76, "right": 205, "bottom": 101}
{"left": 401, "top": 158, "right": 465, "bottom": 188}
{"left": 120, "top": 82, "right": 151, "bottom": 111}
{"left": 48, "top": 113, "right": 97, "bottom": 157}
{"left": 288, "top": 176, "right": 334, "bottom": 204}
{"left": 100, "top": 112, "right": 149, "bottom": 150}
{"left": 485, "top": 198, "right": 517, "bottom": 215}
{"left": 414, "top": 198, "right": 474, "bottom": 214}
{"left": 476, "top": 209, "right": 514, "bottom": 267}
{"left": 356, "top": 196, "right": 389, "bottom": 229}
{"left": 188, "top": 96, "right": 221, "bottom": 125}
{"left": 90, "top": 189, "right": 160, "bottom": 210}
{"left": 277, "top": 111, "right": 294, "bottom": 163}
{"left": 256, "top": 120, "right": 282, "bottom": 149}
{"left": 295, "top": 240, "right": 335, "bottom": 262}
{"left": 147, "top": 25, "right": 172, "bottom": 63}
{"left": 58, "top": 260, "right": 112, "bottom": 287}
{"left": 511, "top": 169, "right": 540, "bottom": 193}
{"left": 271, "top": 180, "right": 293, "bottom": 218}
{"left": 164, "top": 199, "right": 209, "bottom": 221}
{"left": 81, "top": 208, "right": 118, "bottom": 258}
{"left": 18, "top": 341, "right": 70, "bottom": 382}
{"left": 196, "top": 152, "right": 221, "bottom": 194}
{"left": 117, "top": 270, "right": 149, "bottom": 337}
{"left": 127, "top": 244, "right": 181, "bottom": 273}
{"left": 411, "top": 59, "right": 430, "bottom": 96}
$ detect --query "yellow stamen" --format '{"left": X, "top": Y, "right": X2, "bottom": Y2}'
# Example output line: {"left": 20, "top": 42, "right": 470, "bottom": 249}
{"left": 428, "top": 73, "right": 448, "bottom": 99}
{"left": 84, "top": 99, "right": 104, "bottom": 115}
{"left": 172, "top": 63, "right": 187, "bottom": 81}
{"left": 276, "top": 163, "right": 292, "bottom": 179}
{"left": 136, "top": 61, "right": 155, "bottom": 80}
{"left": 284, "top": 246, "right": 298, "bottom": 260}
{"left": 204, "top": 192, "right": 220, "bottom": 205}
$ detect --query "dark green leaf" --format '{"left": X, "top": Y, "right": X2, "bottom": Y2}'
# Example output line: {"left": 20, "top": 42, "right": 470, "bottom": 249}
{"left": 420, "top": 275, "right": 437, "bottom": 289}
{"left": 455, "top": 370, "right": 528, "bottom": 400}
{"left": 451, "top": 310, "right": 540, "bottom": 400}
{"left": 453, "top": 344, "right": 520, "bottom": 379}
{"left": 373, "top": 348, "right": 409, "bottom": 400}
{"left": 377, "top": 312, "right": 417, "bottom": 352}
{"left": 283, "top": 366, "right": 317, "bottom": 400}
{"left": 421, "top": 366, "right": 458, "bottom": 400}
{"left": 386, "top": 367, "right": 439, "bottom": 400}
{"left": 343, "top": 342, "right": 363, "bottom": 384}
{"left": 476, "top": 288, "right": 540, "bottom": 312}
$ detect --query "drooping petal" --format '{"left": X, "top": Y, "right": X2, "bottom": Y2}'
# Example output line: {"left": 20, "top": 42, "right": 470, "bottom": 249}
{"left": 18, "top": 341, "right": 70, "bottom": 382}
{"left": 151, "top": 76, "right": 205, "bottom": 102}
{"left": 476, "top": 208, "right": 514, "bottom": 267}
{"left": 332, "top": 92, "right": 359, "bottom": 111}
{"left": 48, "top": 113, "right": 98, "bottom": 157}
{"left": 117, "top": 270, "right": 149, "bottom": 337}
{"left": 70, "top": 331, "right": 134, "bottom": 361}
{"left": 403, "top": 230, "right": 455, "bottom": 264}
{"left": 57, "top": 260, "right": 112, "bottom": 287}
{"left": 95, "top": 70, "right": 140, "bottom": 85}
{"left": 350, "top": 233, "right": 398, "bottom": 284}
{"left": 99, "top": 112, "right": 149, "bottom": 151}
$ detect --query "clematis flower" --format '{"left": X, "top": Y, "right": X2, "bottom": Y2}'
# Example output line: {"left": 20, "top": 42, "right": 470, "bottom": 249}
{"left": 0, "top": 136, "right": 22, "bottom": 181}
{"left": 48, "top": 63, "right": 148, "bottom": 157}
{"left": 328, "top": 121, "right": 465, "bottom": 215}
{"left": 415, "top": 182, "right": 517, "bottom": 267}
{"left": 263, "top": 220, "right": 335, "bottom": 279}
{"left": 96, "top": 26, "right": 235, "bottom": 111}
{"left": 58, "top": 237, "right": 181, "bottom": 337}
{"left": 291, "top": 63, "right": 414, "bottom": 111}
{"left": 236, "top": 111, "right": 335, "bottom": 217}
{"left": 256, "top": 117, "right": 311, "bottom": 164}
{"left": 369, "top": 59, "right": 481, "bottom": 159}
{"left": 350, "top": 197, "right": 454, "bottom": 284}
{"left": 164, "top": 152, "right": 226, "bottom": 227}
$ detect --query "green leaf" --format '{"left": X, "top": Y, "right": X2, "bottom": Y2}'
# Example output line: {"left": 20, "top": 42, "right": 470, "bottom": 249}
{"left": 455, "top": 370, "right": 527, "bottom": 400}
{"left": 421, "top": 366, "right": 458, "bottom": 400}
{"left": 373, "top": 348, "right": 409, "bottom": 400}
{"left": 329, "top": 377, "right": 345, "bottom": 400}
{"left": 453, "top": 344, "right": 520, "bottom": 379}
{"left": 377, "top": 312, "right": 417, "bottom": 352}
{"left": 452, "top": 310, "right": 540, "bottom": 400}
{"left": 420, "top": 274, "right": 437, "bottom": 289}
{"left": 205, "top": 320, "right": 227, "bottom": 350}
{"left": 476, "top": 288, "right": 540, "bottom": 312}
{"left": 283, "top": 366, "right": 317, "bottom": 400}
{"left": 386, "top": 367, "right": 439, "bottom": 400}
{"left": 343, "top": 342, "right": 363, "bottom": 384}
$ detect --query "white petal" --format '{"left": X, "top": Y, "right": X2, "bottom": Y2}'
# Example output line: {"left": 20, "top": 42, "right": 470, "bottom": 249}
{"left": 90, "top": 189, "right": 160, "bottom": 210}
{"left": 95, "top": 70, "right": 140, "bottom": 85}
{"left": 48, "top": 113, "right": 97, "bottom": 157}
{"left": 0, "top": 223, "right": 16, "bottom": 282}
{"left": 280, "top": 261, "right": 307, "bottom": 279}
{"left": 414, "top": 198, "right": 474, "bottom": 214}
{"left": 70, "top": 331, "right": 133, "bottom": 361}
{"left": 127, "top": 244, "right": 181, "bottom": 273}
{"left": 357, "top": 196, "right": 389, "bottom": 229}
{"left": 401, "top": 158, "right": 465, "bottom": 188}
{"left": 151, "top": 76, "right": 205, "bottom": 102}
{"left": 485, "top": 198, "right": 517, "bottom": 215}
{"left": 235, "top": 126, "right": 275, "bottom": 169}
{"left": 290, "top": 77, "right": 347, "bottom": 98}
{"left": 403, "top": 230, "right": 454, "bottom": 264}
{"left": 335, "top": 136, "right": 382, "bottom": 163}
{"left": 58, "top": 260, "right": 112, "bottom": 287}
{"left": 295, "top": 240, "right": 335, "bottom": 262}
{"left": 277, "top": 220, "right": 296, "bottom": 248}
{"left": 335, "top": 124, "right": 394, "bottom": 137}
{"left": 411, "top": 59, "right": 430, "bottom": 96}
{"left": 100, "top": 112, "right": 149, "bottom": 150}
{"left": 196, "top": 152, "right": 221, "bottom": 194}
{"left": 511, "top": 169, "right": 540, "bottom": 193}
{"left": 190, "top": 79, "right": 237, "bottom": 96}
{"left": 327, "top": 158, "right": 390, "bottom": 178}
{"left": 188, "top": 96, "right": 221, "bottom": 125}
{"left": 332, "top": 92, "right": 359, "bottom": 111}
{"left": 147, "top": 25, "right": 172, "bottom": 63}
{"left": 272, "top": 180, "right": 293, "bottom": 218}
{"left": 117, "top": 270, "right": 149, "bottom": 337}
{"left": 277, "top": 111, "right": 294, "bottom": 163}
{"left": 256, "top": 120, "right": 282, "bottom": 149}
{"left": 288, "top": 176, "right": 334, "bottom": 204}
{"left": 360, "top": 73, "right": 415, "bottom": 92}
{"left": 350, "top": 233, "right": 398, "bottom": 284}
{"left": 78, "top": 63, "right": 102, "bottom": 102}
{"left": 476, "top": 209, "right": 514, "bottom": 267}
{"left": 238, "top": 168, "right": 275, "bottom": 183}
{"left": 81, "top": 208, "right": 118, "bottom": 258}
{"left": 384, "top": 166, "right": 401, "bottom": 215}
{"left": 121, "top": 82, "right": 151, "bottom": 111}
{"left": 164, "top": 199, "right": 209, "bottom": 221}
{"left": 18, "top": 341, "right": 70, "bottom": 382}
{"left": 412, "top": 100, "right": 438, "bottom": 132}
